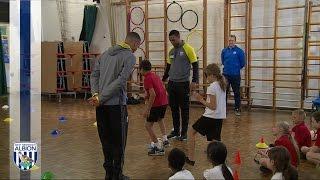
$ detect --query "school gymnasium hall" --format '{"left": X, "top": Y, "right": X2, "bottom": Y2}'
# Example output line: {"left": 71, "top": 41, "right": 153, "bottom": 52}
{"left": 0, "top": 0, "right": 320, "bottom": 179}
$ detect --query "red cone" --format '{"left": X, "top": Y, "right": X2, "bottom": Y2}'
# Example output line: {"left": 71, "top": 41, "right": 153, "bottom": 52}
{"left": 233, "top": 170, "right": 240, "bottom": 180}
{"left": 234, "top": 150, "right": 241, "bottom": 165}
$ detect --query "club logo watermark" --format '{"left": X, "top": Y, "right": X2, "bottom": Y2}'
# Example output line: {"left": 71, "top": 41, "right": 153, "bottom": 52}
{"left": 13, "top": 142, "right": 38, "bottom": 171}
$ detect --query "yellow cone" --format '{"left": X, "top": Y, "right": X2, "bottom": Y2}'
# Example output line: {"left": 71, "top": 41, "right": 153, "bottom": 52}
{"left": 93, "top": 122, "right": 97, "bottom": 127}
{"left": 256, "top": 142, "right": 269, "bottom": 149}
{"left": 3, "top": 118, "right": 13, "bottom": 122}
{"left": 30, "top": 165, "right": 39, "bottom": 171}
{"left": 256, "top": 137, "right": 268, "bottom": 149}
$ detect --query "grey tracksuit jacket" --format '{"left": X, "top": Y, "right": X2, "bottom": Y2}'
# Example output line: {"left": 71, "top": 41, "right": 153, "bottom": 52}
{"left": 90, "top": 44, "right": 136, "bottom": 105}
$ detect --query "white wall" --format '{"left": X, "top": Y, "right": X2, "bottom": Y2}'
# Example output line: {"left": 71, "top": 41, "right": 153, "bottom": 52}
{"left": 42, "top": 0, "right": 61, "bottom": 41}
{"left": 42, "top": 0, "right": 96, "bottom": 42}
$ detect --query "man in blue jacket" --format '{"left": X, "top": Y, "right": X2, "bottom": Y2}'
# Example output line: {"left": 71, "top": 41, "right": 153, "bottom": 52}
{"left": 221, "top": 35, "right": 245, "bottom": 116}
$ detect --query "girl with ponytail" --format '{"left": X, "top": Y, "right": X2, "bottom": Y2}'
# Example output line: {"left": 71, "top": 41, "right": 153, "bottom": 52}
{"left": 186, "top": 63, "right": 227, "bottom": 166}
{"left": 204, "top": 141, "right": 233, "bottom": 180}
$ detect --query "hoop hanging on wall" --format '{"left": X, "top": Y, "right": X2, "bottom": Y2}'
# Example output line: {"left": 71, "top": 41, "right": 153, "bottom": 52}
{"left": 166, "top": 1, "right": 183, "bottom": 23}
{"left": 186, "top": 30, "right": 203, "bottom": 54}
{"left": 181, "top": 9, "right": 198, "bottom": 31}
{"left": 135, "top": 47, "right": 146, "bottom": 59}
{"left": 131, "top": 26, "right": 145, "bottom": 45}
{"left": 130, "top": 6, "right": 145, "bottom": 26}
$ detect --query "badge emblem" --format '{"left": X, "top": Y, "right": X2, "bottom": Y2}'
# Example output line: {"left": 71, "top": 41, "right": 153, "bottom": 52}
{"left": 13, "top": 142, "right": 38, "bottom": 171}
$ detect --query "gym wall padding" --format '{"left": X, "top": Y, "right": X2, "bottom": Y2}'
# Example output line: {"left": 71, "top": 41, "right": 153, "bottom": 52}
{"left": 41, "top": 42, "right": 84, "bottom": 94}
{"left": 0, "top": 31, "right": 7, "bottom": 95}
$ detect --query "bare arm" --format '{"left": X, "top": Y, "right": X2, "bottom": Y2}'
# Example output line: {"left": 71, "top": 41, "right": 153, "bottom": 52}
{"left": 145, "top": 88, "right": 156, "bottom": 111}
{"left": 194, "top": 92, "right": 216, "bottom": 110}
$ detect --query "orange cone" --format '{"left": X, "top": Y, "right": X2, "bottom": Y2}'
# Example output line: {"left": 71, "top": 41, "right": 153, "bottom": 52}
{"left": 256, "top": 137, "right": 268, "bottom": 149}
{"left": 233, "top": 170, "right": 240, "bottom": 180}
{"left": 234, "top": 150, "right": 241, "bottom": 165}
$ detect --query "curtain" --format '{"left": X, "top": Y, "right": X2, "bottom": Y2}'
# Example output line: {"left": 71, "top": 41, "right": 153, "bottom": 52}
{"left": 0, "top": 31, "right": 7, "bottom": 95}
{"left": 79, "top": 5, "right": 98, "bottom": 46}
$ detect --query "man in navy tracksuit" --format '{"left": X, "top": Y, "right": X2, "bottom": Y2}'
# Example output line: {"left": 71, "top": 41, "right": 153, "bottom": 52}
{"left": 221, "top": 35, "right": 245, "bottom": 116}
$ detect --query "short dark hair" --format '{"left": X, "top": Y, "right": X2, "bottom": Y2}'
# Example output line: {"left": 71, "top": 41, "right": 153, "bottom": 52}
{"left": 312, "top": 111, "right": 320, "bottom": 123}
{"left": 139, "top": 60, "right": 151, "bottom": 71}
{"left": 168, "top": 148, "right": 185, "bottom": 171}
{"left": 169, "top": 30, "right": 180, "bottom": 37}
{"left": 127, "top": 32, "right": 141, "bottom": 42}
{"left": 230, "top": 34, "right": 236, "bottom": 41}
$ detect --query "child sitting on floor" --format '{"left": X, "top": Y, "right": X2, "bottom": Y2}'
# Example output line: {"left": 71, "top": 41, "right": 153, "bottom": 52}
{"left": 256, "top": 121, "right": 299, "bottom": 173}
{"left": 268, "top": 146, "right": 298, "bottom": 180}
{"left": 204, "top": 141, "right": 233, "bottom": 180}
{"left": 301, "top": 111, "right": 320, "bottom": 167}
{"left": 291, "top": 109, "right": 312, "bottom": 156}
{"left": 168, "top": 148, "right": 194, "bottom": 180}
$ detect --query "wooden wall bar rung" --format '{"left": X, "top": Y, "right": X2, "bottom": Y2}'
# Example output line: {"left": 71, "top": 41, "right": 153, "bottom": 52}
{"left": 231, "top": 15, "right": 245, "bottom": 18}
{"left": 250, "top": 66, "right": 302, "bottom": 68}
{"left": 250, "top": 37, "right": 274, "bottom": 40}
{"left": 252, "top": 59, "right": 274, "bottom": 61}
{"left": 251, "top": 66, "right": 273, "bottom": 68}
{"left": 310, "top": 44, "right": 320, "bottom": 46}
{"left": 309, "top": 40, "right": 320, "bottom": 43}
{"left": 251, "top": 48, "right": 274, "bottom": 51}
{"left": 251, "top": 79, "right": 273, "bottom": 81}
{"left": 149, "top": 50, "right": 164, "bottom": 52}
{"left": 148, "top": 16, "right": 165, "bottom": 19}
{"left": 277, "top": 24, "right": 303, "bottom": 27}
{"left": 230, "top": 28, "right": 246, "bottom": 31}
{"left": 275, "top": 99, "right": 301, "bottom": 102}
{"left": 307, "top": 88, "right": 320, "bottom": 90}
{"left": 148, "top": 40, "right": 165, "bottom": 43}
{"left": 307, "top": 76, "right": 320, "bottom": 79}
{"left": 276, "top": 66, "right": 302, "bottom": 68}
{"left": 278, "top": 59, "right": 303, "bottom": 61}
{"left": 275, "top": 86, "right": 301, "bottom": 89}
{"left": 252, "top": 91, "right": 273, "bottom": 94}
{"left": 275, "top": 73, "right": 302, "bottom": 75}
{"left": 312, "top": 4, "right": 320, "bottom": 7}
{"left": 230, "top": 1, "right": 246, "bottom": 4}
{"left": 278, "top": 5, "right": 305, "bottom": 10}
{"left": 312, "top": 10, "right": 320, "bottom": 12}
{"left": 276, "top": 36, "right": 303, "bottom": 39}
{"left": 276, "top": 47, "right": 303, "bottom": 50}
{"left": 276, "top": 79, "right": 301, "bottom": 82}
{"left": 310, "top": 22, "right": 320, "bottom": 25}
{"left": 308, "top": 57, "right": 320, "bottom": 60}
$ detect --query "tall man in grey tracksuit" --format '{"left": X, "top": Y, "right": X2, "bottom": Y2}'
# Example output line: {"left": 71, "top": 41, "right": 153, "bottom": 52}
{"left": 89, "top": 32, "right": 141, "bottom": 180}
{"left": 163, "top": 30, "right": 199, "bottom": 141}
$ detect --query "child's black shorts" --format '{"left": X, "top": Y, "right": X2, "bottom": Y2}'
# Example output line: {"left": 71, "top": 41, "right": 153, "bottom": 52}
{"left": 147, "top": 105, "right": 167, "bottom": 122}
{"left": 192, "top": 116, "right": 223, "bottom": 141}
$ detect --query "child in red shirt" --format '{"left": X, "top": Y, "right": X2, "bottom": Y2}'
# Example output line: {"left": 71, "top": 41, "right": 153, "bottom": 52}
{"left": 257, "top": 121, "right": 299, "bottom": 173}
{"left": 301, "top": 111, "right": 320, "bottom": 166}
{"left": 291, "top": 109, "right": 312, "bottom": 150}
{"left": 140, "top": 60, "right": 169, "bottom": 156}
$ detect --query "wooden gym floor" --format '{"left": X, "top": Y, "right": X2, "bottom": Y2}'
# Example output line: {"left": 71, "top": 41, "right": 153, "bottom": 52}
{"left": 1, "top": 97, "right": 320, "bottom": 179}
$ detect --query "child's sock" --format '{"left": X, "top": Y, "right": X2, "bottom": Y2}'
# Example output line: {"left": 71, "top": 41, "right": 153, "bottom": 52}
{"left": 162, "top": 135, "right": 168, "bottom": 141}
{"left": 151, "top": 142, "right": 155, "bottom": 148}
{"left": 156, "top": 141, "right": 162, "bottom": 149}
